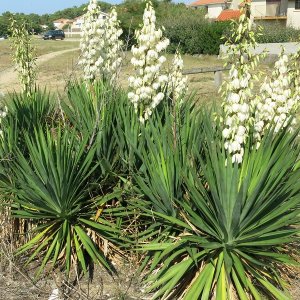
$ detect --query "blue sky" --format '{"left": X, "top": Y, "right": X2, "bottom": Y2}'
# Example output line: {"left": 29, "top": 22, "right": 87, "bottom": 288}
{"left": 0, "top": 0, "right": 122, "bottom": 15}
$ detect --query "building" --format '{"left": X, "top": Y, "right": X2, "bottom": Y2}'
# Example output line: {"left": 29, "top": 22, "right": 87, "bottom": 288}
{"left": 189, "top": 0, "right": 300, "bottom": 28}
{"left": 217, "top": 9, "right": 242, "bottom": 20}
{"left": 287, "top": 0, "right": 300, "bottom": 28}
{"left": 53, "top": 18, "right": 74, "bottom": 30}
{"left": 190, "top": 0, "right": 230, "bottom": 19}
{"left": 70, "top": 12, "right": 108, "bottom": 32}
{"left": 251, "top": 0, "right": 300, "bottom": 28}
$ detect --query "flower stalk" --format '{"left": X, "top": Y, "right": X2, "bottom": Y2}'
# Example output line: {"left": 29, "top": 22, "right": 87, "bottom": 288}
{"left": 9, "top": 18, "right": 36, "bottom": 97}
{"left": 79, "top": 1, "right": 123, "bottom": 84}
{"left": 168, "top": 51, "right": 188, "bottom": 105}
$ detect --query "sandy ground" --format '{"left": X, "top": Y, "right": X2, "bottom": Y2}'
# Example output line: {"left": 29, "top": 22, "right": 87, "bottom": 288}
{"left": 0, "top": 48, "right": 79, "bottom": 94}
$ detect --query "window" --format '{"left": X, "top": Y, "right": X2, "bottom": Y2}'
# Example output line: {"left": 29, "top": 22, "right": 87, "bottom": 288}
{"left": 296, "top": 0, "right": 300, "bottom": 9}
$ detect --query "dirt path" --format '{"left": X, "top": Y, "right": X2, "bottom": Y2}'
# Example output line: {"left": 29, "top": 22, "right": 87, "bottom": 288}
{"left": 0, "top": 48, "right": 79, "bottom": 92}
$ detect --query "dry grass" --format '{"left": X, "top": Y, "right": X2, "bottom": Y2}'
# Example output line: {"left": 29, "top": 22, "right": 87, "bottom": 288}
{"left": 0, "top": 36, "right": 80, "bottom": 70}
{"left": 0, "top": 36, "right": 274, "bottom": 104}
{"left": 36, "top": 49, "right": 81, "bottom": 94}
{"left": 120, "top": 52, "right": 223, "bottom": 104}
{"left": 0, "top": 36, "right": 225, "bottom": 100}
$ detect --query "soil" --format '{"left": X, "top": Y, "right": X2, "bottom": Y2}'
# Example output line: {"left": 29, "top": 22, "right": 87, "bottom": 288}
{"left": 1, "top": 259, "right": 299, "bottom": 299}
{"left": 0, "top": 259, "right": 149, "bottom": 300}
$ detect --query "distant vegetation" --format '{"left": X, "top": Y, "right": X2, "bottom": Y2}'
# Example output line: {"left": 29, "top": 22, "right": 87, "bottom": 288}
{"left": 0, "top": 1, "right": 112, "bottom": 36}
{"left": 1, "top": 0, "right": 300, "bottom": 55}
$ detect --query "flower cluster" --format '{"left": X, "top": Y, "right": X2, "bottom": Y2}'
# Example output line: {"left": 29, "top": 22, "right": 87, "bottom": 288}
{"left": 9, "top": 18, "right": 36, "bottom": 96}
{"left": 288, "top": 47, "right": 300, "bottom": 104}
{"left": 254, "top": 51, "right": 299, "bottom": 140}
{"left": 168, "top": 51, "right": 188, "bottom": 104}
{"left": 79, "top": 0, "right": 106, "bottom": 81}
{"left": 222, "top": 67, "right": 251, "bottom": 163}
{"left": 128, "top": 2, "right": 169, "bottom": 123}
{"left": 222, "top": 7, "right": 300, "bottom": 164}
{"left": 221, "top": 3, "right": 264, "bottom": 163}
{"left": 102, "top": 7, "right": 123, "bottom": 83}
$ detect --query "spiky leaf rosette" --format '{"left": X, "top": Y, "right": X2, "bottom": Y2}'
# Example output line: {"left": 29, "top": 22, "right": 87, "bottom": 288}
{"left": 0, "top": 127, "right": 127, "bottom": 277}
{"left": 136, "top": 114, "right": 300, "bottom": 300}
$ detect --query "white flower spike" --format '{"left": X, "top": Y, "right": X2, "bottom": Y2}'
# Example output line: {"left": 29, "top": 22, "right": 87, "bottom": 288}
{"left": 168, "top": 51, "right": 188, "bottom": 103}
{"left": 79, "top": 1, "right": 123, "bottom": 83}
{"left": 128, "top": 1, "right": 169, "bottom": 122}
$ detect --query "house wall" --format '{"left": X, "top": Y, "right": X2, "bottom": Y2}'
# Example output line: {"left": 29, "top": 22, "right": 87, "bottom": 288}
{"left": 251, "top": 0, "right": 267, "bottom": 17}
{"left": 230, "top": 0, "right": 241, "bottom": 10}
{"left": 53, "top": 22, "right": 64, "bottom": 29}
{"left": 279, "top": 0, "right": 288, "bottom": 15}
{"left": 255, "top": 18, "right": 287, "bottom": 26}
{"left": 71, "top": 19, "right": 83, "bottom": 30}
{"left": 287, "top": 0, "right": 300, "bottom": 28}
{"left": 71, "top": 13, "right": 107, "bottom": 31}
{"left": 207, "top": 4, "right": 225, "bottom": 18}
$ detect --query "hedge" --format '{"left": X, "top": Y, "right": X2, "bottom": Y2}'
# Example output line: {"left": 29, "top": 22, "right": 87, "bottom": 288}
{"left": 163, "top": 21, "right": 230, "bottom": 55}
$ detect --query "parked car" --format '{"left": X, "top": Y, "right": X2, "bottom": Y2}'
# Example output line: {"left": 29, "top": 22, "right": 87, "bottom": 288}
{"left": 43, "top": 30, "right": 65, "bottom": 40}
{"left": 0, "top": 35, "right": 8, "bottom": 40}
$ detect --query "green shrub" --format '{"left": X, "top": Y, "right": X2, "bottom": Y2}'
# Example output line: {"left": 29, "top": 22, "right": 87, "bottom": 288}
{"left": 0, "top": 89, "right": 55, "bottom": 162}
{"left": 257, "top": 23, "right": 300, "bottom": 43}
{"left": 117, "top": 1, "right": 210, "bottom": 53}
{"left": 160, "top": 12, "right": 229, "bottom": 55}
{"left": 197, "top": 22, "right": 230, "bottom": 55}
{"left": 117, "top": 0, "right": 229, "bottom": 55}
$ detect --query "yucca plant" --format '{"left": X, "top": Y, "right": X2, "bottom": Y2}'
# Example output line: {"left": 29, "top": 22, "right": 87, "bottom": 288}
{"left": 135, "top": 114, "right": 300, "bottom": 300}
{"left": 0, "top": 89, "right": 56, "bottom": 244}
{"left": 5, "top": 89, "right": 55, "bottom": 127}
{"left": 134, "top": 101, "right": 202, "bottom": 214}
{"left": 0, "top": 89, "right": 55, "bottom": 157}
{"left": 0, "top": 126, "right": 127, "bottom": 277}
{"left": 63, "top": 80, "right": 131, "bottom": 174}
{"left": 62, "top": 81, "right": 101, "bottom": 139}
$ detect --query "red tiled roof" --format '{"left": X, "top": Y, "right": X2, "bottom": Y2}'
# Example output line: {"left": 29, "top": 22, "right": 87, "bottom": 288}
{"left": 217, "top": 9, "right": 242, "bottom": 21}
{"left": 189, "top": 0, "right": 225, "bottom": 6}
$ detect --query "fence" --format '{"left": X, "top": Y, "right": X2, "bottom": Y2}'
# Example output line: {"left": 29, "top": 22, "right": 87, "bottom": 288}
{"left": 183, "top": 66, "right": 230, "bottom": 87}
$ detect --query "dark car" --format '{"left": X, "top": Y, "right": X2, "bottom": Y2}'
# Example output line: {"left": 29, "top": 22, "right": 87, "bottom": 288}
{"left": 43, "top": 30, "right": 65, "bottom": 40}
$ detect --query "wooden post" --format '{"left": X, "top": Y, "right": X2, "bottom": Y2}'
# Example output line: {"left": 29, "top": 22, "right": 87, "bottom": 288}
{"left": 214, "top": 71, "right": 223, "bottom": 88}
{"left": 182, "top": 65, "right": 229, "bottom": 88}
